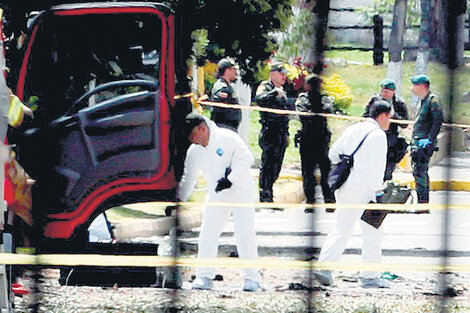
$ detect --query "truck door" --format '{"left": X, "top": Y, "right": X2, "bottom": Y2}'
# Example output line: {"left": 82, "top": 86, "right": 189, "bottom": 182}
{"left": 11, "top": 5, "right": 175, "bottom": 239}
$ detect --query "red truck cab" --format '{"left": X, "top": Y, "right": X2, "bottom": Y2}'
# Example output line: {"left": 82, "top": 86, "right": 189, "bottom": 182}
{"left": 4, "top": 2, "right": 190, "bottom": 250}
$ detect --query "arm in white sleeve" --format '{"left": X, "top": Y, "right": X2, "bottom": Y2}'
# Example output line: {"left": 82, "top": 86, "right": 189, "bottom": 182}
{"left": 177, "top": 146, "right": 200, "bottom": 201}
{"left": 328, "top": 130, "right": 348, "bottom": 164}
{"left": 366, "top": 131, "right": 387, "bottom": 194}
{"left": 226, "top": 141, "right": 254, "bottom": 185}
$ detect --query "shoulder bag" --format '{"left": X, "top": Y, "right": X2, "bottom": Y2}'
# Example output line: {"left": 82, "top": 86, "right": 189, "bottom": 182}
{"left": 327, "top": 129, "right": 376, "bottom": 192}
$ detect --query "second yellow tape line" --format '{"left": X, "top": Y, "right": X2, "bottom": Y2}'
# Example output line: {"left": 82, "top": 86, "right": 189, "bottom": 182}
{"left": 0, "top": 253, "right": 468, "bottom": 273}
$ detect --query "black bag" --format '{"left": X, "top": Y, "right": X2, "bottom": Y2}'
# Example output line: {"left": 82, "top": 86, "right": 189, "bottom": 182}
{"left": 361, "top": 182, "right": 412, "bottom": 228}
{"left": 328, "top": 130, "right": 375, "bottom": 191}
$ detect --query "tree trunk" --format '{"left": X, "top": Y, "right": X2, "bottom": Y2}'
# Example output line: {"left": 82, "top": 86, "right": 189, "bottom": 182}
{"left": 454, "top": 1, "right": 466, "bottom": 68}
{"left": 435, "top": 0, "right": 466, "bottom": 67}
{"left": 415, "top": 0, "right": 433, "bottom": 74}
{"left": 387, "top": 0, "right": 407, "bottom": 96}
{"left": 411, "top": 0, "right": 433, "bottom": 116}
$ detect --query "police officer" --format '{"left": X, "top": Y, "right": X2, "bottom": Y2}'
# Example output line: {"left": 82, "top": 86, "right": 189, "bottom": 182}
{"left": 364, "top": 78, "right": 409, "bottom": 181}
{"left": 210, "top": 58, "right": 241, "bottom": 131}
{"left": 255, "top": 63, "right": 293, "bottom": 202}
{"left": 295, "top": 74, "right": 335, "bottom": 204}
{"left": 410, "top": 74, "right": 443, "bottom": 203}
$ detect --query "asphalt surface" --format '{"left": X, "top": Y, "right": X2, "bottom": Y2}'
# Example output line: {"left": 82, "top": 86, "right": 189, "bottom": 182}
{"left": 138, "top": 151, "right": 470, "bottom": 270}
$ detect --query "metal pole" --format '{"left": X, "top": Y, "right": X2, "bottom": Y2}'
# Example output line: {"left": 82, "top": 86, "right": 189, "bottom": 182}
{"left": 439, "top": 0, "right": 461, "bottom": 312}
{"left": 310, "top": 1, "right": 330, "bottom": 312}
{"left": 373, "top": 14, "right": 384, "bottom": 65}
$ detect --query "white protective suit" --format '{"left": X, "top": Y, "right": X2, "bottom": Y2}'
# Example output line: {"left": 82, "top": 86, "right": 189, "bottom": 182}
{"left": 178, "top": 118, "right": 260, "bottom": 282}
{"left": 318, "top": 118, "right": 387, "bottom": 279}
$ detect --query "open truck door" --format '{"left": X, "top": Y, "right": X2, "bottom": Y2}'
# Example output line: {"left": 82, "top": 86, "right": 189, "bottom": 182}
{"left": 8, "top": 3, "right": 182, "bottom": 250}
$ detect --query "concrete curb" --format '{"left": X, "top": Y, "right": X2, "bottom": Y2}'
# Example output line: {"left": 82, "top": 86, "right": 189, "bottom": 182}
{"left": 113, "top": 209, "right": 203, "bottom": 241}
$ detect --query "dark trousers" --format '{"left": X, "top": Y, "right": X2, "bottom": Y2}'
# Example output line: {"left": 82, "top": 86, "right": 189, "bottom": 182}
{"left": 213, "top": 120, "right": 240, "bottom": 132}
{"left": 412, "top": 147, "right": 432, "bottom": 203}
{"left": 384, "top": 135, "right": 408, "bottom": 181}
{"left": 384, "top": 162, "right": 396, "bottom": 182}
{"left": 259, "top": 123, "right": 288, "bottom": 202}
{"left": 300, "top": 140, "right": 335, "bottom": 204}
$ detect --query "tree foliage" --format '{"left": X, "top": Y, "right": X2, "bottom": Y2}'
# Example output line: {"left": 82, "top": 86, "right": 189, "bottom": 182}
{"left": 169, "top": 0, "right": 293, "bottom": 83}
{"left": 360, "top": 0, "right": 421, "bottom": 26}
{"left": 276, "top": 7, "right": 316, "bottom": 64}
{"left": 1, "top": 0, "right": 293, "bottom": 85}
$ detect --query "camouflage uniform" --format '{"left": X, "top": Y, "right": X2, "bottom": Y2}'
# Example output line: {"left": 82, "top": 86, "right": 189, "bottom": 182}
{"left": 210, "top": 78, "right": 241, "bottom": 131}
{"left": 411, "top": 93, "right": 443, "bottom": 203}
{"left": 295, "top": 91, "right": 334, "bottom": 204}
{"left": 255, "top": 80, "right": 292, "bottom": 202}
{"left": 364, "top": 95, "right": 409, "bottom": 180}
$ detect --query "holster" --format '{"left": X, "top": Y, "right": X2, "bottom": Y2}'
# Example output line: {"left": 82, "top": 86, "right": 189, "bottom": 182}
{"left": 411, "top": 143, "right": 438, "bottom": 163}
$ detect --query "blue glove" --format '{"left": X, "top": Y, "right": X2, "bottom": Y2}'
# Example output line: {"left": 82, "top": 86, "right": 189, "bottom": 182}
{"left": 417, "top": 138, "right": 431, "bottom": 148}
{"left": 375, "top": 192, "right": 384, "bottom": 203}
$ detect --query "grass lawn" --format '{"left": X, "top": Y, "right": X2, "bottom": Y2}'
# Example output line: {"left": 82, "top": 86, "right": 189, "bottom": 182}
{"left": 247, "top": 53, "right": 470, "bottom": 166}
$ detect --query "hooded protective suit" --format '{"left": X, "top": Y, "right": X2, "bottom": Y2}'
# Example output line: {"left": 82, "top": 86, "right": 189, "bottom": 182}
{"left": 318, "top": 118, "right": 387, "bottom": 279}
{"left": 178, "top": 118, "right": 260, "bottom": 282}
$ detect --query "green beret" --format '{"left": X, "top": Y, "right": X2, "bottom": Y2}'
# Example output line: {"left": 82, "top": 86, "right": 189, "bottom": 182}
{"left": 380, "top": 78, "right": 396, "bottom": 90}
{"left": 410, "top": 74, "right": 430, "bottom": 85}
{"left": 270, "top": 62, "right": 288, "bottom": 75}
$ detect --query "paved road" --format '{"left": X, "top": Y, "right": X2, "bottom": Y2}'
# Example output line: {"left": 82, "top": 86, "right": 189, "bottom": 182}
{"left": 169, "top": 190, "right": 470, "bottom": 269}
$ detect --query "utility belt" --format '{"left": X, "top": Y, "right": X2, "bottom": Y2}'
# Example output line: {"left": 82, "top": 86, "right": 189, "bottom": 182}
{"left": 294, "top": 129, "right": 330, "bottom": 148}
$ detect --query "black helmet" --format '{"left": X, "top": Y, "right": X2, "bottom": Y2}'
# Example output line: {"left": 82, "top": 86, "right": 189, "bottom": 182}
{"left": 305, "top": 74, "right": 322, "bottom": 87}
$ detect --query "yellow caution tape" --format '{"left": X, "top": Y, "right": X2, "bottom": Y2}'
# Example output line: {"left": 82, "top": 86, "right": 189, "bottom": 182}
{"left": 173, "top": 92, "right": 195, "bottom": 100}
{"left": 151, "top": 200, "right": 470, "bottom": 211}
{"left": 0, "top": 254, "right": 466, "bottom": 272}
{"left": 277, "top": 172, "right": 470, "bottom": 193}
{"left": 198, "top": 99, "right": 470, "bottom": 130}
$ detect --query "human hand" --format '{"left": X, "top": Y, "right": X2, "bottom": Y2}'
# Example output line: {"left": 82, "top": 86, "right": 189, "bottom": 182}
{"left": 375, "top": 191, "right": 384, "bottom": 203}
{"left": 215, "top": 177, "right": 232, "bottom": 193}
{"left": 275, "top": 87, "right": 286, "bottom": 98}
{"left": 417, "top": 138, "right": 431, "bottom": 148}
{"left": 22, "top": 105, "right": 34, "bottom": 119}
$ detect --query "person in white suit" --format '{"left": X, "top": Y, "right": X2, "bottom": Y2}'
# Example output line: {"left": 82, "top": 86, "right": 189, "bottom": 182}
{"left": 178, "top": 113, "right": 260, "bottom": 291}
{"left": 315, "top": 100, "right": 392, "bottom": 289}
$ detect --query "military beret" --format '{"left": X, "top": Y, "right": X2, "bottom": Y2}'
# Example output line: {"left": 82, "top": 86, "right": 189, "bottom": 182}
{"left": 270, "top": 62, "right": 288, "bottom": 75}
{"left": 410, "top": 74, "right": 430, "bottom": 85}
{"left": 380, "top": 78, "right": 396, "bottom": 90}
{"left": 217, "top": 58, "right": 236, "bottom": 77}
{"left": 184, "top": 112, "right": 205, "bottom": 137}
{"left": 369, "top": 99, "right": 392, "bottom": 118}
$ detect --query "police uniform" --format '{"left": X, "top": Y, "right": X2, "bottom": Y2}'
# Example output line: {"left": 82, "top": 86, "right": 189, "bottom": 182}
{"left": 412, "top": 92, "right": 443, "bottom": 203}
{"left": 255, "top": 79, "right": 292, "bottom": 202}
{"left": 295, "top": 90, "right": 334, "bottom": 204}
{"left": 364, "top": 94, "right": 409, "bottom": 180}
{"left": 210, "top": 77, "right": 241, "bottom": 131}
